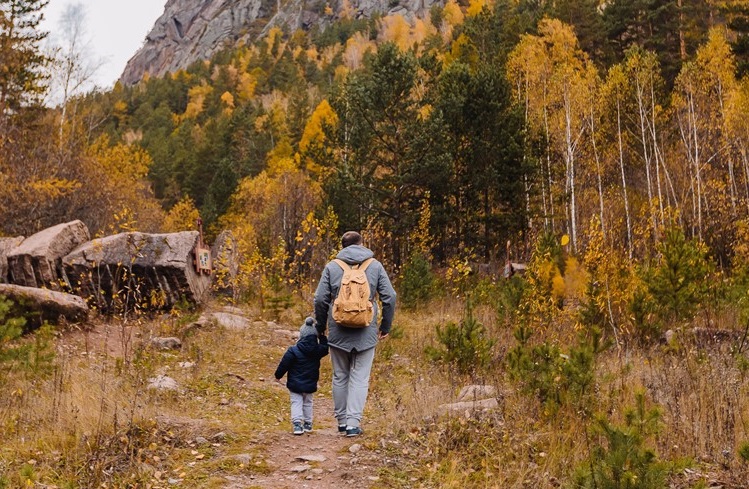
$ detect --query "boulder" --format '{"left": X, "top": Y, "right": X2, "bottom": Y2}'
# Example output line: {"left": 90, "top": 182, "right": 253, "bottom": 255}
{"left": 0, "top": 283, "right": 89, "bottom": 328}
{"left": 148, "top": 375, "right": 179, "bottom": 391}
{"left": 438, "top": 398, "right": 499, "bottom": 415}
{"left": 0, "top": 236, "right": 24, "bottom": 283}
{"left": 457, "top": 385, "right": 497, "bottom": 402}
{"left": 6, "top": 221, "right": 90, "bottom": 289}
{"left": 194, "top": 311, "right": 252, "bottom": 330}
{"left": 63, "top": 231, "right": 211, "bottom": 312}
{"left": 151, "top": 337, "right": 183, "bottom": 350}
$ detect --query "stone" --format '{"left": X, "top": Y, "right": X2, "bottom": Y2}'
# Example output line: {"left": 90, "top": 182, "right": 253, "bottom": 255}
{"left": 0, "top": 236, "right": 24, "bottom": 283}
{"left": 192, "top": 312, "right": 252, "bottom": 330}
{"left": 438, "top": 398, "right": 499, "bottom": 415}
{"left": 63, "top": 231, "right": 211, "bottom": 312}
{"left": 457, "top": 385, "right": 497, "bottom": 402}
{"left": 218, "top": 305, "right": 245, "bottom": 316}
{"left": 231, "top": 453, "right": 252, "bottom": 465}
{"left": 208, "top": 312, "right": 251, "bottom": 330}
{"left": 7, "top": 221, "right": 90, "bottom": 289}
{"left": 296, "top": 454, "right": 326, "bottom": 463}
{"left": 274, "top": 329, "right": 296, "bottom": 341}
{"left": 348, "top": 444, "right": 361, "bottom": 454}
{"left": 148, "top": 375, "right": 179, "bottom": 391}
{"left": 151, "top": 337, "right": 182, "bottom": 350}
{"left": 0, "top": 283, "right": 89, "bottom": 328}
{"left": 289, "top": 464, "right": 310, "bottom": 473}
{"left": 663, "top": 329, "right": 675, "bottom": 344}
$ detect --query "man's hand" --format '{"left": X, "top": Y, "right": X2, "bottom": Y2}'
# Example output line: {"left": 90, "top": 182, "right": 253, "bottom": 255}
{"left": 379, "top": 331, "right": 389, "bottom": 340}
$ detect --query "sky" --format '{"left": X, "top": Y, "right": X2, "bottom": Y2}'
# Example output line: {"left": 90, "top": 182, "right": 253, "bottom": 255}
{"left": 41, "top": 0, "right": 166, "bottom": 90}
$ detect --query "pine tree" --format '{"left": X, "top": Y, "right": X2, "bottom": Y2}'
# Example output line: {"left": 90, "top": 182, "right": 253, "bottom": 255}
{"left": 0, "top": 0, "right": 49, "bottom": 119}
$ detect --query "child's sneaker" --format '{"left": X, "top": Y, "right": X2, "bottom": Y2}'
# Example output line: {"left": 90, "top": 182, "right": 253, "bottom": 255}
{"left": 293, "top": 422, "right": 304, "bottom": 435}
{"left": 345, "top": 426, "right": 363, "bottom": 437}
{"left": 303, "top": 422, "right": 313, "bottom": 432}
{"left": 338, "top": 424, "right": 347, "bottom": 434}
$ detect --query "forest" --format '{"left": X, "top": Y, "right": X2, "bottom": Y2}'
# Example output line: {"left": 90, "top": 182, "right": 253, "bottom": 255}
{"left": 4, "top": 0, "right": 749, "bottom": 487}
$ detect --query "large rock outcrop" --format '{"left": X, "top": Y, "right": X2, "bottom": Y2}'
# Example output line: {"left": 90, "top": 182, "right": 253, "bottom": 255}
{"left": 120, "top": 0, "right": 440, "bottom": 85}
{"left": 6, "top": 221, "right": 90, "bottom": 290}
{"left": 0, "top": 236, "right": 24, "bottom": 283}
{"left": 0, "top": 284, "right": 89, "bottom": 328}
{"left": 63, "top": 231, "right": 211, "bottom": 311}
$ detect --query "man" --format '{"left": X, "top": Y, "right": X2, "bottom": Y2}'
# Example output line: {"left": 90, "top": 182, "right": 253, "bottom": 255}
{"left": 314, "top": 231, "right": 396, "bottom": 437}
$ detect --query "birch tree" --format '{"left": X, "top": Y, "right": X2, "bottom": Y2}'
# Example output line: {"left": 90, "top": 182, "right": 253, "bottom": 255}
{"left": 507, "top": 19, "right": 596, "bottom": 252}
{"left": 673, "top": 29, "right": 737, "bottom": 240}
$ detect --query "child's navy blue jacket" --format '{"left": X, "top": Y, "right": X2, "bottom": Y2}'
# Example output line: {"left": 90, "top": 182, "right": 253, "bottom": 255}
{"left": 274, "top": 334, "right": 329, "bottom": 393}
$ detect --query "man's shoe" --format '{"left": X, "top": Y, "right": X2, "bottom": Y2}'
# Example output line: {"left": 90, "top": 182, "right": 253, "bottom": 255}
{"left": 303, "top": 422, "right": 313, "bottom": 432}
{"left": 338, "top": 424, "right": 347, "bottom": 434}
{"left": 293, "top": 422, "right": 304, "bottom": 435}
{"left": 345, "top": 426, "right": 363, "bottom": 437}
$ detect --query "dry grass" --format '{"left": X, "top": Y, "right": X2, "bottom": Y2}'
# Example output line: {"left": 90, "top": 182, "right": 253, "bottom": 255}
{"left": 2, "top": 294, "right": 749, "bottom": 488}
{"left": 366, "top": 300, "right": 749, "bottom": 488}
{"left": 0, "top": 301, "right": 295, "bottom": 488}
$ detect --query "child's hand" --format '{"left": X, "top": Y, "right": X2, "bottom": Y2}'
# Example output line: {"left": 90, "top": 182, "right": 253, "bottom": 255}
{"left": 274, "top": 378, "right": 284, "bottom": 385}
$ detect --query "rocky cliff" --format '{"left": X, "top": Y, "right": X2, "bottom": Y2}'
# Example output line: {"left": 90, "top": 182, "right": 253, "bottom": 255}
{"left": 120, "top": 0, "right": 437, "bottom": 86}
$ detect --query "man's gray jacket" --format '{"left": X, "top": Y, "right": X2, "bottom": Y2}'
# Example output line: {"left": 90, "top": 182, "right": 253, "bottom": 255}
{"left": 314, "top": 245, "right": 396, "bottom": 352}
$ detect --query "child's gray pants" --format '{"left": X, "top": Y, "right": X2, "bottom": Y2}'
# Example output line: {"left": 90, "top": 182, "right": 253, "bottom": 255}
{"left": 290, "top": 391, "right": 313, "bottom": 424}
{"left": 330, "top": 346, "right": 376, "bottom": 428}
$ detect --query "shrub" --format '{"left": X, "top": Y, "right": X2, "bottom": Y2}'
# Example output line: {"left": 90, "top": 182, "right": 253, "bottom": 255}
{"left": 400, "top": 252, "right": 436, "bottom": 309}
{"left": 426, "top": 299, "right": 494, "bottom": 376}
{"left": 495, "top": 275, "right": 526, "bottom": 326}
{"left": 739, "top": 441, "right": 749, "bottom": 462}
{"left": 507, "top": 321, "right": 605, "bottom": 415}
{"left": 0, "top": 294, "right": 26, "bottom": 363}
{"left": 0, "top": 295, "right": 54, "bottom": 383}
{"left": 572, "top": 391, "right": 669, "bottom": 489}
{"left": 643, "top": 227, "right": 713, "bottom": 326}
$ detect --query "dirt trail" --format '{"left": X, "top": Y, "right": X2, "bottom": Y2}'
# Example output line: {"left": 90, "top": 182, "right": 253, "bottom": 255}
{"left": 224, "top": 395, "right": 385, "bottom": 489}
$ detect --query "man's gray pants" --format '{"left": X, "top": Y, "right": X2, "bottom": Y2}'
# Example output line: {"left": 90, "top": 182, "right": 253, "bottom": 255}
{"left": 330, "top": 346, "right": 375, "bottom": 428}
{"left": 289, "top": 391, "right": 314, "bottom": 424}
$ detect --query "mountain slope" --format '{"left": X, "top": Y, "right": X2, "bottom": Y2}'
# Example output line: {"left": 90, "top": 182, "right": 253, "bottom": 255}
{"left": 120, "top": 0, "right": 437, "bottom": 85}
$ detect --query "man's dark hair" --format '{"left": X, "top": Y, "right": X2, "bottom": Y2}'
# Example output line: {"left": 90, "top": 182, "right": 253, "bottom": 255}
{"left": 341, "top": 231, "right": 362, "bottom": 248}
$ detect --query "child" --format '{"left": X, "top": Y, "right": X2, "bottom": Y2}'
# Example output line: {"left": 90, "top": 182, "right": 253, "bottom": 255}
{"left": 274, "top": 317, "right": 329, "bottom": 435}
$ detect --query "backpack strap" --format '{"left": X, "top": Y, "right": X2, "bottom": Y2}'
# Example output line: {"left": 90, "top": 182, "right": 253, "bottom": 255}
{"left": 333, "top": 258, "right": 374, "bottom": 271}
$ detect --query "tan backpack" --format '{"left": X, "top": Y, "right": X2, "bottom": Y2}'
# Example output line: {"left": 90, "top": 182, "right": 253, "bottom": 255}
{"left": 332, "top": 258, "right": 374, "bottom": 328}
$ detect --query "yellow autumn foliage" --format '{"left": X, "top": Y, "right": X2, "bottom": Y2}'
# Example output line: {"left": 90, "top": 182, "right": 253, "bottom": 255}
{"left": 378, "top": 14, "right": 412, "bottom": 51}
{"left": 299, "top": 99, "right": 338, "bottom": 154}
{"left": 221, "top": 159, "right": 325, "bottom": 299}
{"left": 442, "top": 0, "right": 464, "bottom": 27}
{"left": 163, "top": 196, "right": 201, "bottom": 233}
{"left": 344, "top": 32, "right": 376, "bottom": 70}
{"left": 85, "top": 135, "right": 164, "bottom": 233}
{"left": 563, "top": 257, "right": 588, "bottom": 301}
{"left": 182, "top": 83, "right": 213, "bottom": 120}
{"left": 466, "top": 0, "right": 491, "bottom": 17}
